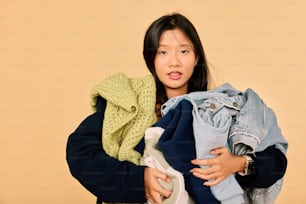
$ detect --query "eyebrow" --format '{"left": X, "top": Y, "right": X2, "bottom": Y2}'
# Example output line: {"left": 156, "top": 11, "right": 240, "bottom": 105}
{"left": 158, "top": 44, "right": 192, "bottom": 47}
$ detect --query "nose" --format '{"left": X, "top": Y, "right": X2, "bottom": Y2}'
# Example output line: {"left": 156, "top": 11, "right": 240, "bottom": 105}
{"left": 169, "top": 52, "right": 181, "bottom": 67}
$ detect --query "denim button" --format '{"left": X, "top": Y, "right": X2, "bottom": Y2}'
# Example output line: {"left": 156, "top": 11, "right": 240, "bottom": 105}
{"left": 210, "top": 103, "right": 216, "bottom": 109}
{"left": 233, "top": 102, "right": 238, "bottom": 107}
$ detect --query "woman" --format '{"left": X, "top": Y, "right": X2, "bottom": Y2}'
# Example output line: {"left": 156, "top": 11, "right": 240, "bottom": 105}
{"left": 66, "top": 13, "right": 287, "bottom": 204}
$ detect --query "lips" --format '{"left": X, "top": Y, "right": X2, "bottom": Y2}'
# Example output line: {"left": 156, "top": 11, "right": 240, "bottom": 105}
{"left": 167, "top": 71, "right": 182, "bottom": 80}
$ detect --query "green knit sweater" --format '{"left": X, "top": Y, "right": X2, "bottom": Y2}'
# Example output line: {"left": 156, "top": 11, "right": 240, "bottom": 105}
{"left": 91, "top": 73, "right": 157, "bottom": 165}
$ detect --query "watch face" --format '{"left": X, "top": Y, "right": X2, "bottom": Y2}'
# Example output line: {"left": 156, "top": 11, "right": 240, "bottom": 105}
{"left": 248, "top": 160, "right": 256, "bottom": 175}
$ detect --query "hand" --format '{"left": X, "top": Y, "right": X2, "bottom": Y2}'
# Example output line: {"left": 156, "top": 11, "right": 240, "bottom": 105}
{"left": 190, "top": 147, "right": 246, "bottom": 186}
{"left": 144, "top": 167, "right": 172, "bottom": 204}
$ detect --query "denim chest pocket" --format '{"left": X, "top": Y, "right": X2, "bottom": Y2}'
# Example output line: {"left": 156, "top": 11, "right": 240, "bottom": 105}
{"left": 196, "top": 95, "right": 245, "bottom": 115}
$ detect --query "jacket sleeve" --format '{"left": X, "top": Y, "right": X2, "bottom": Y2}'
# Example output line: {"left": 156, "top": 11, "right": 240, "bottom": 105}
{"left": 66, "top": 97, "right": 147, "bottom": 203}
{"left": 236, "top": 145, "right": 287, "bottom": 188}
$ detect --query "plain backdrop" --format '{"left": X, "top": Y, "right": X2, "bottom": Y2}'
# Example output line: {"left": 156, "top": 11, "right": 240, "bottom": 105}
{"left": 1, "top": 1, "right": 305, "bottom": 203}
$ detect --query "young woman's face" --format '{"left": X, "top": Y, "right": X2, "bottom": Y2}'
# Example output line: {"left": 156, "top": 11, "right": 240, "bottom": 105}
{"left": 154, "top": 28, "right": 198, "bottom": 99}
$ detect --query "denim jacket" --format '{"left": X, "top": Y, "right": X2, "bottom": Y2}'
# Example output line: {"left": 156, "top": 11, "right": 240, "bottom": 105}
{"left": 161, "top": 83, "right": 288, "bottom": 204}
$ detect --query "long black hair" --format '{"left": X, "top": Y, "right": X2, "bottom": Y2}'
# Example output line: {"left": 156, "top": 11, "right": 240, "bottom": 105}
{"left": 143, "top": 13, "right": 210, "bottom": 104}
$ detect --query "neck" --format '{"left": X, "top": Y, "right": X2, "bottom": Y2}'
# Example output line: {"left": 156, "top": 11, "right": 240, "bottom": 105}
{"left": 165, "top": 87, "right": 187, "bottom": 99}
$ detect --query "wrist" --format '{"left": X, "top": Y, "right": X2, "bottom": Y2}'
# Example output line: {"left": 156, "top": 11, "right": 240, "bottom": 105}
{"left": 238, "top": 155, "right": 256, "bottom": 176}
{"left": 236, "top": 155, "right": 247, "bottom": 173}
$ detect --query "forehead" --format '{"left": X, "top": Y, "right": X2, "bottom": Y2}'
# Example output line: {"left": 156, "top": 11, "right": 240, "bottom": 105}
{"left": 159, "top": 28, "right": 193, "bottom": 47}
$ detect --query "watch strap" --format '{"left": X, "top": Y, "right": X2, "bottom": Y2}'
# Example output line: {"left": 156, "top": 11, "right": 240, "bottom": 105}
{"left": 238, "top": 155, "right": 255, "bottom": 176}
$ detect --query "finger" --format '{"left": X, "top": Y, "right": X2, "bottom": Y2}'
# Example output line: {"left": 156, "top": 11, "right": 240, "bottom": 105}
{"left": 152, "top": 192, "right": 164, "bottom": 204}
{"left": 191, "top": 159, "right": 209, "bottom": 166}
{"left": 191, "top": 157, "right": 219, "bottom": 166}
{"left": 155, "top": 170, "right": 171, "bottom": 183}
{"left": 147, "top": 199, "right": 154, "bottom": 204}
{"left": 191, "top": 171, "right": 207, "bottom": 180}
{"left": 149, "top": 190, "right": 171, "bottom": 204}
{"left": 192, "top": 167, "right": 223, "bottom": 180}
{"left": 210, "top": 147, "right": 226, "bottom": 155}
{"left": 190, "top": 167, "right": 213, "bottom": 175}
{"left": 204, "top": 177, "right": 222, "bottom": 186}
{"left": 191, "top": 170, "right": 219, "bottom": 182}
{"left": 191, "top": 170, "right": 218, "bottom": 181}
{"left": 158, "top": 186, "right": 172, "bottom": 198}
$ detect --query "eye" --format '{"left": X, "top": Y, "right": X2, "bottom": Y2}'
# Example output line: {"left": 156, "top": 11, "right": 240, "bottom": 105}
{"left": 158, "top": 50, "right": 167, "bottom": 55}
{"left": 181, "top": 49, "right": 189, "bottom": 55}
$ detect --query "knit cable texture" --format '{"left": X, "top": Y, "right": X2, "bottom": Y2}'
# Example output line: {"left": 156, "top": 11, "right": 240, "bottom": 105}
{"left": 91, "top": 73, "right": 157, "bottom": 165}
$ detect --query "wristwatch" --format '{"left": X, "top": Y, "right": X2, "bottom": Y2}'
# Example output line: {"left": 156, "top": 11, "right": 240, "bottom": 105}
{"left": 238, "top": 155, "right": 256, "bottom": 176}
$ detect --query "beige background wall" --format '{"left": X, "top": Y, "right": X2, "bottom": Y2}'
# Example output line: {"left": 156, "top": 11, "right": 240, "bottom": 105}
{"left": 1, "top": 1, "right": 305, "bottom": 203}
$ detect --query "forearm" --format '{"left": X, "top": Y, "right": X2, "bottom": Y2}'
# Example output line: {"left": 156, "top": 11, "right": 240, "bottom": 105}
{"left": 66, "top": 112, "right": 147, "bottom": 202}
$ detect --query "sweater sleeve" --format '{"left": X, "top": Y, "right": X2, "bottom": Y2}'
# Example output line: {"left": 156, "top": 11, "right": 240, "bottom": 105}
{"left": 236, "top": 145, "right": 287, "bottom": 188}
{"left": 66, "top": 97, "right": 147, "bottom": 203}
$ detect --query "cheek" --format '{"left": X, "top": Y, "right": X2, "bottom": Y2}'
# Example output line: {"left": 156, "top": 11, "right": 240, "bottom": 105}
{"left": 185, "top": 59, "right": 197, "bottom": 76}
{"left": 154, "top": 61, "right": 163, "bottom": 77}
{"left": 155, "top": 67, "right": 165, "bottom": 80}
{"left": 183, "top": 58, "right": 197, "bottom": 70}
{"left": 154, "top": 56, "right": 166, "bottom": 66}
{"left": 154, "top": 58, "right": 167, "bottom": 73}
{"left": 154, "top": 57, "right": 160, "bottom": 70}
